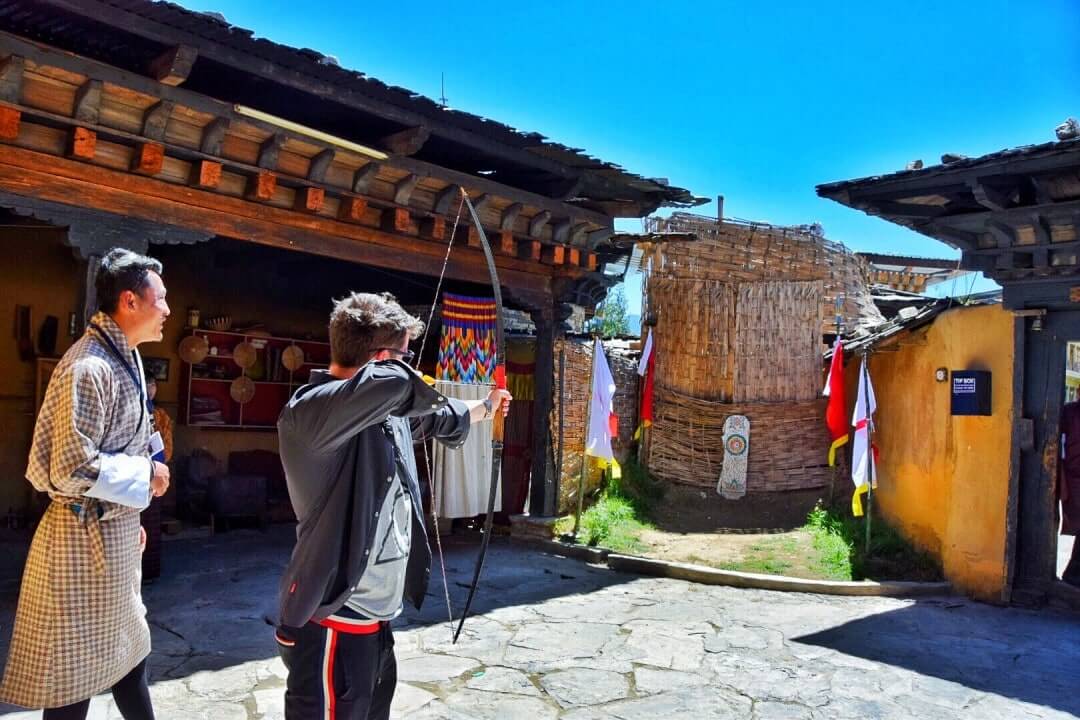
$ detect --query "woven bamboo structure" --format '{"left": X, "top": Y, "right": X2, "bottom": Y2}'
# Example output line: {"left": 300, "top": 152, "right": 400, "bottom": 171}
{"left": 641, "top": 212, "right": 879, "bottom": 494}
{"left": 643, "top": 213, "right": 882, "bottom": 336}
{"left": 550, "top": 337, "right": 639, "bottom": 514}
{"left": 647, "top": 388, "right": 833, "bottom": 491}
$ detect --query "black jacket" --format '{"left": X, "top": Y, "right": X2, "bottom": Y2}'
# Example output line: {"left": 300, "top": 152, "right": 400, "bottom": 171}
{"left": 275, "top": 360, "right": 470, "bottom": 628}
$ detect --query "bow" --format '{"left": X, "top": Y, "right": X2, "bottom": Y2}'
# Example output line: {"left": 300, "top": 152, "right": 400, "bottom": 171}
{"left": 452, "top": 192, "right": 506, "bottom": 643}
{"left": 412, "top": 189, "right": 505, "bottom": 644}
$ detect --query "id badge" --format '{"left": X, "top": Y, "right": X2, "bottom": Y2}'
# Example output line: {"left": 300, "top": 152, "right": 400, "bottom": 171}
{"left": 149, "top": 431, "right": 165, "bottom": 463}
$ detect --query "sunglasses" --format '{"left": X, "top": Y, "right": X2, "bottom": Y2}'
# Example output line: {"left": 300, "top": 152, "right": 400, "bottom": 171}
{"left": 377, "top": 348, "right": 415, "bottom": 363}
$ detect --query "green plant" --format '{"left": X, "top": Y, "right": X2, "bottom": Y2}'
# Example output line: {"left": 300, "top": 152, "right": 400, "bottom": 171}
{"left": 589, "top": 287, "right": 630, "bottom": 338}
{"left": 566, "top": 458, "right": 661, "bottom": 552}
{"left": 803, "top": 502, "right": 942, "bottom": 581}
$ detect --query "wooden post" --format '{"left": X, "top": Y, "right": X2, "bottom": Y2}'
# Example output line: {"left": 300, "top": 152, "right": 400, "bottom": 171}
{"left": 572, "top": 336, "right": 598, "bottom": 539}
{"left": 530, "top": 306, "right": 558, "bottom": 517}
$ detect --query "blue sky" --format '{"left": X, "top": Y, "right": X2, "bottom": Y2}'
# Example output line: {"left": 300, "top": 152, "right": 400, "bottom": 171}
{"left": 184, "top": 0, "right": 1079, "bottom": 312}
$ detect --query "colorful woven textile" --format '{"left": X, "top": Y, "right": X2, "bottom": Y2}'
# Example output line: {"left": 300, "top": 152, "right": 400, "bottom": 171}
{"left": 437, "top": 293, "right": 498, "bottom": 383}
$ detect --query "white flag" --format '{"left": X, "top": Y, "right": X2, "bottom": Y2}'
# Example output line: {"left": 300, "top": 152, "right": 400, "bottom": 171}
{"left": 638, "top": 329, "right": 653, "bottom": 376}
{"left": 586, "top": 339, "right": 620, "bottom": 477}
{"left": 850, "top": 357, "right": 878, "bottom": 516}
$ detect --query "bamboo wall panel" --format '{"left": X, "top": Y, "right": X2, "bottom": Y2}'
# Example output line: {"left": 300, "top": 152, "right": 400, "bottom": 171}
{"left": 648, "top": 279, "right": 736, "bottom": 400}
{"left": 645, "top": 388, "right": 832, "bottom": 492}
{"left": 734, "top": 281, "right": 823, "bottom": 402}
{"left": 644, "top": 213, "right": 882, "bottom": 335}
{"left": 550, "top": 338, "right": 639, "bottom": 513}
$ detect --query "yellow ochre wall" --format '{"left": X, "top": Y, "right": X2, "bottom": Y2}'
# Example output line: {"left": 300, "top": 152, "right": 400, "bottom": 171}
{"left": 849, "top": 304, "right": 1015, "bottom": 602}
{"left": 0, "top": 228, "right": 82, "bottom": 515}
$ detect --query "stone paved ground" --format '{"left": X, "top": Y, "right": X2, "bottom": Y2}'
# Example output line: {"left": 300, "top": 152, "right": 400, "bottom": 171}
{"left": 0, "top": 526, "right": 1077, "bottom": 719}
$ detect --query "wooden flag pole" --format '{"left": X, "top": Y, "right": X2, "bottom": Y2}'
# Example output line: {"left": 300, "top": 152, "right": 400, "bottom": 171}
{"left": 572, "top": 336, "right": 599, "bottom": 539}
{"left": 862, "top": 349, "right": 874, "bottom": 554}
{"left": 829, "top": 294, "right": 844, "bottom": 507}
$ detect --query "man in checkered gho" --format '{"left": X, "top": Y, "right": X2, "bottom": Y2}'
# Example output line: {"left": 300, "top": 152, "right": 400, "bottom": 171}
{"left": 1, "top": 248, "right": 171, "bottom": 719}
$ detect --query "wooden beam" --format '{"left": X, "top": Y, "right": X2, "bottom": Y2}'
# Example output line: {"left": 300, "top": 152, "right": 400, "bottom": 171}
{"left": 0, "top": 28, "right": 604, "bottom": 229}
{"left": 529, "top": 210, "right": 551, "bottom": 238}
{"left": 500, "top": 202, "right": 523, "bottom": 231}
{"left": 248, "top": 170, "right": 277, "bottom": 201}
{"left": 72, "top": 79, "right": 103, "bottom": 124}
{"left": 257, "top": 133, "right": 286, "bottom": 170}
{"left": 0, "top": 105, "right": 20, "bottom": 140}
{"left": 190, "top": 159, "right": 221, "bottom": 189}
{"left": 393, "top": 155, "right": 612, "bottom": 228}
{"left": 338, "top": 196, "right": 368, "bottom": 223}
{"left": 525, "top": 240, "right": 542, "bottom": 262}
{"left": 499, "top": 231, "right": 516, "bottom": 255}
{"left": 1031, "top": 215, "right": 1051, "bottom": 268}
{"left": 586, "top": 227, "right": 614, "bottom": 248}
{"left": 471, "top": 193, "right": 492, "bottom": 214}
{"left": 421, "top": 216, "right": 446, "bottom": 241}
{"left": 393, "top": 173, "right": 419, "bottom": 205}
{"left": 141, "top": 100, "right": 174, "bottom": 141}
{"left": 552, "top": 218, "right": 571, "bottom": 244}
{"left": 987, "top": 221, "right": 1016, "bottom": 248}
{"left": 379, "top": 126, "right": 430, "bottom": 156}
{"left": 0, "top": 144, "right": 554, "bottom": 293}
{"left": 0, "top": 55, "right": 24, "bottom": 104}
{"left": 307, "top": 149, "right": 335, "bottom": 183}
{"left": 132, "top": 142, "right": 164, "bottom": 175}
{"left": 352, "top": 163, "right": 380, "bottom": 194}
{"left": 39, "top": 0, "right": 580, "bottom": 183}
{"left": 969, "top": 178, "right": 1013, "bottom": 211}
{"left": 857, "top": 200, "right": 949, "bottom": 219}
{"left": 1029, "top": 175, "right": 1053, "bottom": 205}
{"left": 434, "top": 184, "right": 462, "bottom": 214}
{"left": 382, "top": 207, "right": 413, "bottom": 234}
{"left": 294, "top": 186, "right": 325, "bottom": 213}
{"left": 69, "top": 127, "right": 96, "bottom": 160}
{"left": 935, "top": 199, "right": 1080, "bottom": 235}
{"left": 554, "top": 175, "right": 585, "bottom": 201}
{"left": 200, "top": 117, "right": 230, "bottom": 155}
{"left": 148, "top": 44, "right": 198, "bottom": 86}
{"left": 570, "top": 222, "right": 589, "bottom": 246}
{"left": 542, "top": 245, "right": 566, "bottom": 265}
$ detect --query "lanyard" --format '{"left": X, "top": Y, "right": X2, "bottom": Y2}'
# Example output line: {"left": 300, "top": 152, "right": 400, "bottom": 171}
{"left": 89, "top": 323, "right": 151, "bottom": 423}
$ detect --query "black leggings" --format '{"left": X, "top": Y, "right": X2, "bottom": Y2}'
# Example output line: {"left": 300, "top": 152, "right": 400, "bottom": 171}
{"left": 43, "top": 658, "right": 154, "bottom": 720}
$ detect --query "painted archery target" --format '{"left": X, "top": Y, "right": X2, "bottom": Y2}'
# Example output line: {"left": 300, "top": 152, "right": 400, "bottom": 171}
{"left": 718, "top": 414, "right": 750, "bottom": 499}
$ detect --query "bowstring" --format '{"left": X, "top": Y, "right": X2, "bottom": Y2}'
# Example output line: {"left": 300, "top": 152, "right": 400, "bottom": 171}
{"left": 415, "top": 189, "right": 467, "bottom": 643}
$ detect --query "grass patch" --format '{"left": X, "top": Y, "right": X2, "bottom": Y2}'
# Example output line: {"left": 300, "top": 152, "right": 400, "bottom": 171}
{"left": 803, "top": 503, "right": 943, "bottom": 582}
{"left": 557, "top": 458, "right": 663, "bottom": 553}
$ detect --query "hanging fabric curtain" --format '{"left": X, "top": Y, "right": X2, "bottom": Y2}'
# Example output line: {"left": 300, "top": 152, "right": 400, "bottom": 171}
{"left": 437, "top": 293, "right": 498, "bottom": 384}
{"left": 432, "top": 380, "right": 502, "bottom": 519}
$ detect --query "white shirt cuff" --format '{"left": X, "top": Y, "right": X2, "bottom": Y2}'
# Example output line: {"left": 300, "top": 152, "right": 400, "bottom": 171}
{"left": 84, "top": 454, "right": 153, "bottom": 509}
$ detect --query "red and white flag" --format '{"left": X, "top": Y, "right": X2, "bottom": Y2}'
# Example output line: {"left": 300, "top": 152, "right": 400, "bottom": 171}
{"left": 823, "top": 339, "right": 848, "bottom": 466}
{"left": 586, "top": 338, "right": 621, "bottom": 478}
{"left": 636, "top": 329, "right": 655, "bottom": 434}
{"left": 850, "top": 357, "right": 878, "bottom": 516}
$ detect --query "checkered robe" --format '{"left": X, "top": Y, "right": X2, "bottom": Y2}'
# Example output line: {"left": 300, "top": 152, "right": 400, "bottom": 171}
{"left": 0, "top": 313, "right": 153, "bottom": 709}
